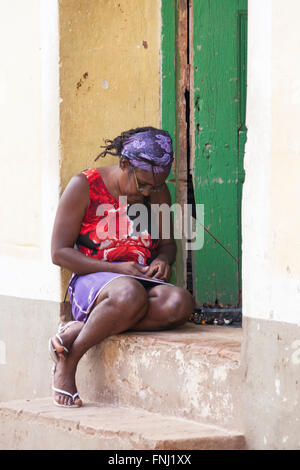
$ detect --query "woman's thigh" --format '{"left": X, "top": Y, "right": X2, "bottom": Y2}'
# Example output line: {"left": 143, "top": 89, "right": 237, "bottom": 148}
{"left": 90, "top": 277, "right": 194, "bottom": 331}
{"left": 91, "top": 276, "right": 149, "bottom": 312}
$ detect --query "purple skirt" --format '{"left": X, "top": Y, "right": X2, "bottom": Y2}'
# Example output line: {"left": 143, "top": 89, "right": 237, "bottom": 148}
{"left": 67, "top": 266, "right": 173, "bottom": 323}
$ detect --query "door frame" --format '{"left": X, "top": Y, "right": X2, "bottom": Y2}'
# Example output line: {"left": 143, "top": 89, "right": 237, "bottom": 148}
{"left": 161, "top": 0, "right": 190, "bottom": 289}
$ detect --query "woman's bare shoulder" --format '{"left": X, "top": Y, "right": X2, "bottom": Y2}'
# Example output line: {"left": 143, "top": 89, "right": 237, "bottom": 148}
{"left": 61, "top": 172, "right": 90, "bottom": 210}
{"left": 62, "top": 165, "right": 117, "bottom": 208}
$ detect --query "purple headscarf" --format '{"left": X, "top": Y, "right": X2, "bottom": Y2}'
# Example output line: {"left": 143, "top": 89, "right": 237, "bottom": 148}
{"left": 121, "top": 129, "right": 174, "bottom": 174}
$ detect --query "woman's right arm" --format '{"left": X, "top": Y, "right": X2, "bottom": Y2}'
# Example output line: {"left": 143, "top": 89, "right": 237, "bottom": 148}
{"left": 51, "top": 173, "right": 148, "bottom": 277}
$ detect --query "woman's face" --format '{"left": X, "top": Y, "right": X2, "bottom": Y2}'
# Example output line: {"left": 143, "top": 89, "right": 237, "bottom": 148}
{"left": 119, "top": 160, "right": 168, "bottom": 203}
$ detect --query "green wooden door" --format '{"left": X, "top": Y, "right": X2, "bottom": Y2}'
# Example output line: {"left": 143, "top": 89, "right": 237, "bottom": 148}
{"left": 192, "top": 0, "right": 248, "bottom": 306}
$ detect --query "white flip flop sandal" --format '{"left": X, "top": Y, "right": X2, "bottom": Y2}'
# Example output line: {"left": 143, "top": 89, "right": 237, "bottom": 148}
{"left": 52, "top": 387, "right": 82, "bottom": 408}
{"left": 48, "top": 334, "right": 69, "bottom": 364}
{"left": 51, "top": 365, "right": 82, "bottom": 408}
{"left": 48, "top": 321, "right": 80, "bottom": 364}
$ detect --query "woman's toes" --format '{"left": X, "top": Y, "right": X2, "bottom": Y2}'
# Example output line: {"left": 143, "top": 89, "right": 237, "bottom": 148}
{"left": 74, "top": 397, "right": 82, "bottom": 407}
{"left": 54, "top": 391, "right": 81, "bottom": 407}
{"left": 54, "top": 393, "right": 61, "bottom": 405}
{"left": 51, "top": 337, "right": 65, "bottom": 358}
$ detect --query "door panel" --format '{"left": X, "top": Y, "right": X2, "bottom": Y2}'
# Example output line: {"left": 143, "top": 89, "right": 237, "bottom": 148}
{"left": 192, "top": 0, "right": 247, "bottom": 306}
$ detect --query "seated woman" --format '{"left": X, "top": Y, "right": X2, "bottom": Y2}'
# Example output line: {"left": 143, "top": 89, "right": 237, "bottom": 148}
{"left": 50, "top": 126, "right": 194, "bottom": 408}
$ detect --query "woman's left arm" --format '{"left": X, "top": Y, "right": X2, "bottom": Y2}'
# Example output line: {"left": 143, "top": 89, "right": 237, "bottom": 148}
{"left": 146, "top": 183, "right": 177, "bottom": 281}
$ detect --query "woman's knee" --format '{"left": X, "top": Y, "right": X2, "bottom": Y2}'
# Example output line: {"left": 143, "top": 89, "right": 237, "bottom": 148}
{"left": 153, "top": 286, "right": 194, "bottom": 329}
{"left": 167, "top": 288, "right": 194, "bottom": 324}
{"left": 95, "top": 277, "right": 148, "bottom": 319}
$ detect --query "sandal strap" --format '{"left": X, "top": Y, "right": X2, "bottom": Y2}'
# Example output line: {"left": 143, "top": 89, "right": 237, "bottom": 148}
{"left": 52, "top": 386, "right": 79, "bottom": 401}
{"left": 55, "top": 334, "right": 69, "bottom": 353}
{"left": 58, "top": 321, "right": 80, "bottom": 334}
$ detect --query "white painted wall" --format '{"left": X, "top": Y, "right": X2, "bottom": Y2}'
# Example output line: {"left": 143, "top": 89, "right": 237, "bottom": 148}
{"left": 0, "top": 0, "right": 61, "bottom": 301}
{"left": 243, "top": 0, "right": 300, "bottom": 324}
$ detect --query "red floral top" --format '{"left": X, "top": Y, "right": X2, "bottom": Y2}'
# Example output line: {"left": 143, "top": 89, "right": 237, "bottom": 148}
{"left": 76, "top": 168, "right": 159, "bottom": 265}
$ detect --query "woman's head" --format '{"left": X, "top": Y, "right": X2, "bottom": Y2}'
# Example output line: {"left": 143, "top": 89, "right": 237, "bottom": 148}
{"left": 95, "top": 126, "right": 173, "bottom": 173}
{"left": 95, "top": 126, "right": 173, "bottom": 200}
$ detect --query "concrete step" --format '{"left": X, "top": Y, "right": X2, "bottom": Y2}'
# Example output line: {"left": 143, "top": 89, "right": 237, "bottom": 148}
{"left": 76, "top": 323, "right": 243, "bottom": 431}
{"left": 0, "top": 397, "right": 246, "bottom": 450}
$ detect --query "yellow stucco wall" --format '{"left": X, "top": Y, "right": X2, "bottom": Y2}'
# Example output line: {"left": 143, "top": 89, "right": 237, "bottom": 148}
{"left": 59, "top": 0, "right": 161, "bottom": 191}
{"left": 59, "top": 0, "right": 161, "bottom": 296}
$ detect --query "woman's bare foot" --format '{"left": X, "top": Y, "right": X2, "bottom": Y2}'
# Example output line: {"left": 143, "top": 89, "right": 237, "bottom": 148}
{"left": 52, "top": 357, "right": 82, "bottom": 407}
{"left": 51, "top": 321, "right": 84, "bottom": 361}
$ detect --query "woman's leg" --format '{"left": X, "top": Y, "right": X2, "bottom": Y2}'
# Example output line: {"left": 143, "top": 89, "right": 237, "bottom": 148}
{"left": 52, "top": 277, "right": 148, "bottom": 406}
{"left": 52, "top": 283, "right": 195, "bottom": 359}
{"left": 129, "top": 284, "right": 194, "bottom": 332}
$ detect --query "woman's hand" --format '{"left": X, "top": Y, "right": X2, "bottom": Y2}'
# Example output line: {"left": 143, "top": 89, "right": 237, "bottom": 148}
{"left": 112, "top": 261, "right": 150, "bottom": 277}
{"left": 145, "top": 256, "right": 171, "bottom": 282}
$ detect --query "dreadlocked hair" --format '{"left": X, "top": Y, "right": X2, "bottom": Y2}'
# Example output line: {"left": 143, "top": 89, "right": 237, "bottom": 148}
{"left": 94, "top": 126, "right": 159, "bottom": 162}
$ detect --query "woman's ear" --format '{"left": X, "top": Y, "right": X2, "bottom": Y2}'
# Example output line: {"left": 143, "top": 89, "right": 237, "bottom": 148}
{"left": 120, "top": 158, "right": 132, "bottom": 173}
